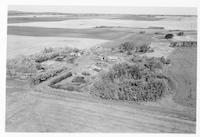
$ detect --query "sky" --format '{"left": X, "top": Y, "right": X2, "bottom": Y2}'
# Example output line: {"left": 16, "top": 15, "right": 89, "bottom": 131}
{"left": 8, "top": 6, "right": 197, "bottom": 15}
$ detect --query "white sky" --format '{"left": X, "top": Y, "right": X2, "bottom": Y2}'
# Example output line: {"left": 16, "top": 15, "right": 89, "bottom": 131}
{"left": 8, "top": 6, "right": 197, "bottom": 15}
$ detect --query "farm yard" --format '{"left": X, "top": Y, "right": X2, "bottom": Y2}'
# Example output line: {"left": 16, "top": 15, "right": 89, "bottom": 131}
{"left": 6, "top": 9, "right": 197, "bottom": 133}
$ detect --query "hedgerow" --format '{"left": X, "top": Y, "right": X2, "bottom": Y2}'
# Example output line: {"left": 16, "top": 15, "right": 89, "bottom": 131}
{"left": 34, "top": 52, "right": 59, "bottom": 63}
{"left": 30, "top": 67, "right": 68, "bottom": 85}
{"left": 48, "top": 71, "right": 72, "bottom": 86}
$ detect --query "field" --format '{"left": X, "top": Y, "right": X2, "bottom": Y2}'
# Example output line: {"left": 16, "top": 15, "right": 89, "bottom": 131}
{"left": 6, "top": 10, "right": 197, "bottom": 133}
{"left": 9, "top": 18, "right": 196, "bottom": 30}
{"left": 6, "top": 79, "right": 195, "bottom": 132}
{"left": 7, "top": 35, "right": 108, "bottom": 58}
{"left": 167, "top": 47, "right": 197, "bottom": 107}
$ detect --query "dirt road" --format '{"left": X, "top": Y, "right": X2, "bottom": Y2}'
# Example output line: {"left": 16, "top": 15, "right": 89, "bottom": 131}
{"left": 6, "top": 79, "right": 195, "bottom": 133}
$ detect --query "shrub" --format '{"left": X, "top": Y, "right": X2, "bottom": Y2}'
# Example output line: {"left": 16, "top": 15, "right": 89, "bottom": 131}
{"left": 139, "top": 31, "right": 145, "bottom": 34}
{"left": 67, "top": 57, "right": 76, "bottom": 64}
{"left": 165, "top": 59, "right": 171, "bottom": 64}
{"left": 130, "top": 56, "right": 170, "bottom": 71}
{"left": 165, "top": 34, "right": 174, "bottom": 39}
{"left": 43, "top": 47, "right": 53, "bottom": 53}
{"left": 169, "top": 41, "right": 197, "bottom": 47}
{"left": 160, "top": 56, "right": 171, "bottom": 64}
{"left": 34, "top": 52, "right": 59, "bottom": 63}
{"left": 119, "top": 42, "right": 135, "bottom": 53}
{"left": 48, "top": 71, "right": 72, "bottom": 86}
{"left": 81, "top": 71, "right": 91, "bottom": 76}
{"left": 90, "top": 62, "right": 169, "bottom": 102}
{"left": 144, "top": 57, "right": 163, "bottom": 71}
{"left": 129, "top": 55, "right": 144, "bottom": 63}
{"left": 7, "top": 56, "right": 38, "bottom": 77}
{"left": 72, "top": 76, "right": 86, "bottom": 83}
{"left": 119, "top": 41, "right": 151, "bottom": 54}
{"left": 30, "top": 67, "right": 68, "bottom": 85}
{"left": 148, "top": 49, "right": 154, "bottom": 53}
{"left": 177, "top": 31, "right": 184, "bottom": 36}
{"left": 135, "top": 44, "right": 150, "bottom": 53}
{"left": 127, "top": 51, "right": 133, "bottom": 55}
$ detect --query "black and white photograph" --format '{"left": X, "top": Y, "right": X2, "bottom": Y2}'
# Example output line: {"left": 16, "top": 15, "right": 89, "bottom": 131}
{"left": 1, "top": 0, "right": 199, "bottom": 135}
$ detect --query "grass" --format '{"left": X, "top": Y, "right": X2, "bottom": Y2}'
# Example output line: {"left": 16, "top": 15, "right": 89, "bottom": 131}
{"left": 167, "top": 47, "right": 197, "bottom": 107}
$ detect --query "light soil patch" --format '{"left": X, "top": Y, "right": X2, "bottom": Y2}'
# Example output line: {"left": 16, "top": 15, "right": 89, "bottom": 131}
{"left": 7, "top": 35, "right": 109, "bottom": 59}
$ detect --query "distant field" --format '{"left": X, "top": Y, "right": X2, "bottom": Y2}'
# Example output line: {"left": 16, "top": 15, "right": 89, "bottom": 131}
{"left": 167, "top": 47, "right": 197, "bottom": 107}
{"left": 8, "top": 26, "right": 130, "bottom": 40}
{"left": 8, "top": 18, "right": 197, "bottom": 30}
{"left": 7, "top": 35, "right": 109, "bottom": 58}
{"left": 8, "top": 16, "right": 164, "bottom": 24}
{"left": 8, "top": 11, "right": 164, "bottom": 23}
{"left": 8, "top": 16, "right": 77, "bottom": 23}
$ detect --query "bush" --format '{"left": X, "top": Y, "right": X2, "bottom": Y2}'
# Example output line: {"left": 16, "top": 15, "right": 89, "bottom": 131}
{"left": 129, "top": 56, "right": 170, "bottom": 71}
{"left": 7, "top": 56, "right": 38, "bottom": 77}
{"left": 67, "top": 57, "right": 77, "bottom": 64}
{"left": 177, "top": 31, "right": 184, "bottom": 36}
{"left": 160, "top": 56, "right": 171, "bottom": 64}
{"left": 31, "top": 67, "right": 68, "bottom": 85}
{"left": 144, "top": 57, "right": 163, "bottom": 71}
{"left": 34, "top": 52, "right": 59, "bottom": 63}
{"left": 165, "top": 34, "right": 174, "bottom": 39}
{"left": 119, "top": 41, "right": 151, "bottom": 54}
{"left": 72, "top": 76, "right": 86, "bottom": 83}
{"left": 129, "top": 55, "right": 144, "bottom": 63}
{"left": 48, "top": 71, "right": 72, "bottom": 86}
{"left": 135, "top": 44, "right": 150, "bottom": 53}
{"left": 81, "top": 71, "right": 91, "bottom": 76}
{"left": 169, "top": 41, "right": 197, "bottom": 47}
{"left": 119, "top": 42, "right": 135, "bottom": 53}
{"left": 90, "top": 62, "right": 169, "bottom": 102}
{"left": 139, "top": 31, "right": 145, "bottom": 34}
{"left": 43, "top": 47, "right": 53, "bottom": 53}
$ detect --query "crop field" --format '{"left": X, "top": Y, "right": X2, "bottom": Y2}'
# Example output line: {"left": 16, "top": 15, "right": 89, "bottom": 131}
{"left": 6, "top": 9, "right": 197, "bottom": 133}
{"left": 7, "top": 35, "right": 109, "bottom": 58}
{"left": 167, "top": 47, "right": 197, "bottom": 108}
